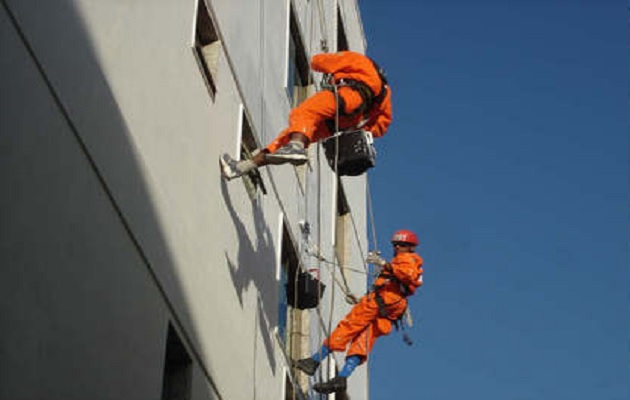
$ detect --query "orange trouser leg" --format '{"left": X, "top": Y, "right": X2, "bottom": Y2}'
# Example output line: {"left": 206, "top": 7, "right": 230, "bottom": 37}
{"left": 324, "top": 293, "right": 407, "bottom": 362}
{"left": 265, "top": 87, "right": 364, "bottom": 153}
{"left": 323, "top": 294, "right": 380, "bottom": 356}
{"left": 345, "top": 303, "right": 406, "bottom": 362}
{"left": 345, "top": 319, "right": 386, "bottom": 363}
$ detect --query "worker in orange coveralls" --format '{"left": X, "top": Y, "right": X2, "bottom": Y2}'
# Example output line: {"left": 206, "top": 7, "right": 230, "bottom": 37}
{"left": 220, "top": 50, "right": 392, "bottom": 180}
{"left": 293, "top": 229, "right": 423, "bottom": 394}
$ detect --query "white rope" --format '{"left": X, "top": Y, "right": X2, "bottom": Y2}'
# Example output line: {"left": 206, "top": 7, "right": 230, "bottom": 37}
{"left": 303, "top": 5, "right": 386, "bottom": 385}
{"left": 329, "top": 81, "right": 355, "bottom": 299}
{"left": 321, "top": 81, "right": 341, "bottom": 383}
{"left": 366, "top": 177, "right": 379, "bottom": 253}
{"left": 306, "top": 248, "right": 369, "bottom": 275}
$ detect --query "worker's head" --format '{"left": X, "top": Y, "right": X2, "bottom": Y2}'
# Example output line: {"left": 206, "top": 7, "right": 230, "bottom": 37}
{"left": 390, "top": 229, "right": 419, "bottom": 253}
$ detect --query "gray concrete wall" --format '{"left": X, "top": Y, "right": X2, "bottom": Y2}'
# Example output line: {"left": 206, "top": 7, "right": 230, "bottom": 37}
{"left": 0, "top": 3, "right": 205, "bottom": 399}
{"left": 0, "top": 0, "right": 370, "bottom": 398}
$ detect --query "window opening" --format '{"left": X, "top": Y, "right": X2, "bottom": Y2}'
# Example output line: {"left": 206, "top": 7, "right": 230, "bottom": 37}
{"left": 337, "top": 7, "right": 349, "bottom": 51}
{"left": 239, "top": 108, "right": 267, "bottom": 199}
{"left": 161, "top": 324, "right": 192, "bottom": 400}
{"left": 335, "top": 180, "right": 350, "bottom": 276}
{"left": 194, "top": 0, "right": 221, "bottom": 99}
{"left": 293, "top": 84, "right": 315, "bottom": 192}
{"left": 287, "top": 5, "right": 310, "bottom": 107}
{"left": 278, "top": 223, "right": 299, "bottom": 347}
{"left": 278, "top": 223, "right": 311, "bottom": 394}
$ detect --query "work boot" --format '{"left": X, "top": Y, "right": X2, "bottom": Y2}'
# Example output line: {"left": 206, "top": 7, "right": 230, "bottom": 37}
{"left": 313, "top": 376, "right": 347, "bottom": 394}
{"left": 219, "top": 153, "right": 247, "bottom": 180}
{"left": 292, "top": 357, "right": 319, "bottom": 376}
{"left": 264, "top": 142, "right": 307, "bottom": 165}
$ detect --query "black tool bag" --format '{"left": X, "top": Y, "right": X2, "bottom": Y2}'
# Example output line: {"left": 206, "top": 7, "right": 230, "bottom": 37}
{"left": 322, "top": 130, "right": 376, "bottom": 176}
{"left": 286, "top": 271, "right": 326, "bottom": 310}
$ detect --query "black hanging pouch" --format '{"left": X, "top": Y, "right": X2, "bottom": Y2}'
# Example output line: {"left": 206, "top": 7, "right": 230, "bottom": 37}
{"left": 286, "top": 272, "right": 326, "bottom": 310}
{"left": 322, "top": 130, "right": 376, "bottom": 176}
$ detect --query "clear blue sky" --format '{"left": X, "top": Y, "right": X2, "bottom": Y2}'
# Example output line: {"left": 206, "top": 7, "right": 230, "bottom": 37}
{"left": 359, "top": 2, "right": 628, "bottom": 399}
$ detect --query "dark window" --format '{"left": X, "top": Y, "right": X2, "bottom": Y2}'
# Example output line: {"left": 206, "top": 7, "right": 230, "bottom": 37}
{"left": 337, "top": 7, "right": 349, "bottom": 51}
{"left": 279, "top": 223, "right": 321, "bottom": 394}
{"left": 239, "top": 109, "right": 266, "bottom": 198}
{"left": 278, "top": 224, "right": 299, "bottom": 346}
{"left": 335, "top": 180, "right": 350, "bottom": 272}
{"left": 161, "top": 325, "right": 192, "bottom": 400}
{"left": 287, "top": 5, "right": 310, "bottom": 107}
{"left": 194, "top": 0, "right": 220, "bottom": 99}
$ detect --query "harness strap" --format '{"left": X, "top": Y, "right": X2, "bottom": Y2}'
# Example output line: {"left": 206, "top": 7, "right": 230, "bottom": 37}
{"left": 373, "top": 291, "right": 389, "bottom": 319}
{"left": 378, "top": 272, "right": 412, "bottom": 297}
{"left": 372, "top": 269, "right": 413, "bottom": 329}
{"left": 369, "top": 58, "right": 389, "bottom": 103}
{"left": 372, "top": 290, "right": 407, "bottom": 330}
{"left": 322, "top": 57, "right": 388, "bottom": 121}
{"left": 335, "top": 79, "right": 377, "bottom": 117}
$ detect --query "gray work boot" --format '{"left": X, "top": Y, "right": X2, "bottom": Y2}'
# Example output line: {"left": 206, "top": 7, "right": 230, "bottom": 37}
{"left": 220, "top": 153, "right": 248, "bottom": 180}
{"left": 313, "top": 376, "right": 347, "bottom": 394}
{"left": 264, "top": 142, "right": 307, "bottom": 165}
{"left": 293, "top": 357, "right": 319, "bottom": 376}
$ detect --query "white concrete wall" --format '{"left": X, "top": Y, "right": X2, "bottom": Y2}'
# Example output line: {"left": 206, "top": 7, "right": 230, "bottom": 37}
{"left": 0, "top": 0, "right": 369, "bottom": 398}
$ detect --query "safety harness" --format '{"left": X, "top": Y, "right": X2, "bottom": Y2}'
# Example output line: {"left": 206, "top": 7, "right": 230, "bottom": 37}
{"left": 322, "top": 58, "right": 389, "bottom": 120}
{"left": 320, "top": 59, "right": 388, "bottom": 177}
{"left": 371, "top": 270, "right": 416, "bottom": 345}
{"left": 372, "top": 273, "right": 409, "bottom": 318}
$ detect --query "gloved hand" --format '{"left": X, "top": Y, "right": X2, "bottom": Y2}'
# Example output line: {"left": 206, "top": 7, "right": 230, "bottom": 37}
{"left": 366, "top": 251, "right": 387, "bottom": 267}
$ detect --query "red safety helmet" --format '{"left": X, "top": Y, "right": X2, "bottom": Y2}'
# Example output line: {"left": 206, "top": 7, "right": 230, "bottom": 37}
{"left": 390, "top": 229, "right": 419, "bottom": 246}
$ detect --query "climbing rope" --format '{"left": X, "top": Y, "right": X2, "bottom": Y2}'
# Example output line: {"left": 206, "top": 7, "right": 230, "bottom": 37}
{"left": 322, "top": 80, "right": 338, "bottom": 386}
{"left": 296, "top": 3, "right": 386, "bottom": 391}
{"left": 322, "top": 61, "right": 383, "bottom": 387}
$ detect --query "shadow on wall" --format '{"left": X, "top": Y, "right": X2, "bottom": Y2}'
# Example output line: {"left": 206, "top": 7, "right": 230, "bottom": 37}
{"left": 0, "top": 1, "right": 218, "bottom": 399}
{"left": 220, "top": 179, "right": 279, "bottom": 374}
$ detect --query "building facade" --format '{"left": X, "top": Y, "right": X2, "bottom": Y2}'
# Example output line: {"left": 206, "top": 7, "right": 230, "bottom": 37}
{"left": 1, "top": 0, "right": 372, "bottom": 399}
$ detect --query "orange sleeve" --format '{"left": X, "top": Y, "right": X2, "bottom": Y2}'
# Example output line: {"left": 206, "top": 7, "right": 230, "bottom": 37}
{"left": 390, "top": 252, "right": 423, "bottom": 288}
{"left": 363, "top": 87, "right": 392, "bottom": 138}
{"left": 311, "top": 51, "right": 392, "bottom": 137}
{"left": 311, "top": 51, "right": 354, "bottom": 73}
{"left": 311, "top": 52, "right": 381, "bottom": 90}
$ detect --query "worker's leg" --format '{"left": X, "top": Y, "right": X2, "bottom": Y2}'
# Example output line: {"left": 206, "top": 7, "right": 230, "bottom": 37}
{"left": 312, "top": 318, "right": 388, "bottom": 394}
{"left": 312, "top": 352, "right": 362, "bottom": 394}
{"left": 311, "top": 353, "right": 360, "bottom": 394}
{"left": 293, "top": 344, "right": 329, "bottom": 376}
{"left": 323, "top": 293, "right": 380, "bottom": 353}
{"left": 219, "top": 149, "right": 270, "bottom": 181}
{"left": 339, "top": 355, "right": 362, "bottom": 377}
{"left": 294, "top": 293, "right": 377, "bottom": 377}
{"left": 341, "top": 297, "right": 407, "bottom": 362}
{"left": 346, "top": 317, "right": 391, "bottom": 362}
{"left": 219, "top": 136, "right": 309, "bottom": 180}
{"left": 221, "top": 88, "right": 362, "bottom": 179}
{"left": 265, "top": 87, "right": 363, "bottom": 163}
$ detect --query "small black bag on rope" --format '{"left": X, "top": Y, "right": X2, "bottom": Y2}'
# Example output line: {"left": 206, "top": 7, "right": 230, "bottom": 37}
{"left": 286, "top": 271, "right": 326, "bottom": 310}
{"left": 322, "top": 130, "right": 376, "bottom": 176}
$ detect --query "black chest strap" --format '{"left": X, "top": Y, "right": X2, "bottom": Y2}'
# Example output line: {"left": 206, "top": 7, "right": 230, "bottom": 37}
{"left": 322, "top": 57, "right": 388, "bottom": 119}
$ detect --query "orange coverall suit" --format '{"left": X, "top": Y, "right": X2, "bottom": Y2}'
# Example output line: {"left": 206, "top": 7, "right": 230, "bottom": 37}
{"left": 323, "top": 252, "right": 423, "bottom": 363}
{"left": 266, "top": 51, "right": 393, "bottom": 153}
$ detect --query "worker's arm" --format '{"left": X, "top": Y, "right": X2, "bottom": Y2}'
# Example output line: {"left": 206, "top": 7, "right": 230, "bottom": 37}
{"left": 390, "top": 253, "right": 423, "bottom": 287}
{"left": 310, "top": 52, "right": 352, "bottom": 73}
{"left": 363, "top": 88, "right": 392, "bottom": 138}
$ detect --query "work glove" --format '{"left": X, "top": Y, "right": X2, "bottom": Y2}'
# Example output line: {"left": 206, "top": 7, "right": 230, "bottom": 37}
{"left": 366, "top": 251, "right": 387, "bottom": 267}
